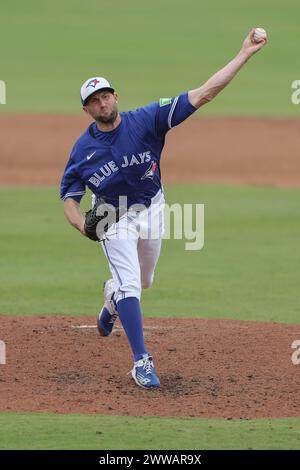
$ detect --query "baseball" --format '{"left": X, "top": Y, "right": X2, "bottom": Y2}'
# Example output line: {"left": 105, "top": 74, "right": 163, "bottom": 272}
{"left": 253, "top": 27, "right": 267, "bottom": 43}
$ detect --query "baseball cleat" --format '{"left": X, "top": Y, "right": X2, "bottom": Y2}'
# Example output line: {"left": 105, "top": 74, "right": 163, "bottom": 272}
{"left": 97, "top": 279, "right": 118, "bottom": 336}
{"left": 131, "top": 354, "right": 160, "bottom": 389}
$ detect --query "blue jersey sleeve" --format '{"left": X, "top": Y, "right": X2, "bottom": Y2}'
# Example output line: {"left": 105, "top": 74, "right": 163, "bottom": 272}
{"left": 139, "top": 92, "right": 197, "bottom": 139}
{"left": 60, "top": 145, "right": 86, "bottom": 202}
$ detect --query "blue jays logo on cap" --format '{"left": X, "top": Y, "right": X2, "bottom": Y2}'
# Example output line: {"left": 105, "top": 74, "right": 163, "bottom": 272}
{"left": 80, "top": 76, "right": 114, "bottom": 105}
{"left": 86, "top": 78, "right": 100, "bottom": 89}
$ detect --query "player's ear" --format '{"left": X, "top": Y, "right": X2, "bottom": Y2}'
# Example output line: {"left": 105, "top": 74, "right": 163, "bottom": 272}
{"left": 82, "top": 106, "right": 89, "bottom": 115}
{"left": 114, "top": 92, "right": 118, "bottom": 103}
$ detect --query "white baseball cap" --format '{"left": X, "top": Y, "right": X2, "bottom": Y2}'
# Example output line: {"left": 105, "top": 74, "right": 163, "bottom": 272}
{"left": 80, "top": 77, "right": 115, "bottom": 105}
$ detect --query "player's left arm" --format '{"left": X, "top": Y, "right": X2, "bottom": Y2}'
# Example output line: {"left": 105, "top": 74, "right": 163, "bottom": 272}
{"left": 63, "top": 198, "right": 86, "bottom": 236}
{"left": 188, "top": 28, "right": 267, "bottom": 109}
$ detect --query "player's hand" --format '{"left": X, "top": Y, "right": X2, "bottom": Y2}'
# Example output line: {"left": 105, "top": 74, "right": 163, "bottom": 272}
{"left": 240, "top": 28, "right": 267, "bottom": 58}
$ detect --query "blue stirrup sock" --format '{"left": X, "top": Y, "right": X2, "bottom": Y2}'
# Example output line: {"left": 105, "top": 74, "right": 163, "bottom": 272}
{"left": 117, "top": 297, "right": 148, "bottom": 362}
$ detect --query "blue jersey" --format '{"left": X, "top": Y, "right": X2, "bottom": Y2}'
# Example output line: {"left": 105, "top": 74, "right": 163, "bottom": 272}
{"left": 60, "top": 92, "right": 197, "bottom": 207}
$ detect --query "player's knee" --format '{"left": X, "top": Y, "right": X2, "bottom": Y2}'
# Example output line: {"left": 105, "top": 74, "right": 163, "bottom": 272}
{"left": 115, "top": 280, "right": 142, "bottom": 302}
{"left": 141, "top": 276, "right": 154, "bottom": 289}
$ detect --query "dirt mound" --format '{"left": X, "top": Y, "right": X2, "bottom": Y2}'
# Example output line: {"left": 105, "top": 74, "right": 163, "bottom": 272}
{"left": 1, "top": 315, "right": 299, "bottom": 419}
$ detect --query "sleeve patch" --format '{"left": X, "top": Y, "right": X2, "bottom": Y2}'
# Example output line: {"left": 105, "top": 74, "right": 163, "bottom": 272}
{"left": 159, "top": 98, "right": 172, "bottom": 107}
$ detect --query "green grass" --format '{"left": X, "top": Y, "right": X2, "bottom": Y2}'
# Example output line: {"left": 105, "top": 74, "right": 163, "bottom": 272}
{"left": 0, "top": 0, "right": 299, "bottom": 115}
{"left": 0, "top": 413, "right": 300, "bottom": 450}
{"left": 0, "top": 185, "right": 300, "bottom": 323}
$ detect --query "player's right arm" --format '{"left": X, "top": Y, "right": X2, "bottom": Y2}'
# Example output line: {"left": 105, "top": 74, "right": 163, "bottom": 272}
{"left": 138, "top": 28, "right": 265, "bottom": 139}
{"left": 188, "top": 28, "right": 267, "bottom": 109}
{"left": 63, "top": 198, "right": 86, "bottom": 236}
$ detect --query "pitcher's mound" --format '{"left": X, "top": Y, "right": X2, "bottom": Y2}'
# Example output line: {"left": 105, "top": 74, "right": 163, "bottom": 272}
{"left": 0, "top": 315, "right": 299, "bottom": 419}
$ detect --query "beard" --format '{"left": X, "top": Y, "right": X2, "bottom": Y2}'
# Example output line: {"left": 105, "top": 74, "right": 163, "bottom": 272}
{"left": 95, "top": 106, "right": 118, "bottom": 124}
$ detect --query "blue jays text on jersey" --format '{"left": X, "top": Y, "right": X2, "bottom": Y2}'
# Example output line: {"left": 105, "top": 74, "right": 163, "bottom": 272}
{"left": 60, "top": 93, "right": 197, "bottom": 208}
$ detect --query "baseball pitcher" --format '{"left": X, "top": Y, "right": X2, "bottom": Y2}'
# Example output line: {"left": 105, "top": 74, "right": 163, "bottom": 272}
{"left": 60, "top": 29, "right": 267, "bottom": 389}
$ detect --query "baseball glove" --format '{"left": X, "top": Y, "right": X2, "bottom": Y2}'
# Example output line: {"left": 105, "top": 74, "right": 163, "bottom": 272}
{"left": 84, "top": 198, "right": 119, "bottom": 241}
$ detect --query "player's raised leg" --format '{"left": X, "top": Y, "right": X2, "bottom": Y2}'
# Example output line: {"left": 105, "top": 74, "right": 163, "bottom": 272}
{"left": 97, "top": 278, "right": 118, "bottom": 337}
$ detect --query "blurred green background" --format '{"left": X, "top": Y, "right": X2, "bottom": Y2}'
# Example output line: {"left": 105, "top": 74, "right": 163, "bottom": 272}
{"left": 0, "top": 0, "right": 299, "bottom": 115}
{"left": 1, "top": 185, "right": 300, "bottom": 323}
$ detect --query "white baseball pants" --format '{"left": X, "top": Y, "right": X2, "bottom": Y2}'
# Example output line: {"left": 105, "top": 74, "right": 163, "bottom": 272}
{"left": 100, "top": 189, "right": 165, "bottom": 303}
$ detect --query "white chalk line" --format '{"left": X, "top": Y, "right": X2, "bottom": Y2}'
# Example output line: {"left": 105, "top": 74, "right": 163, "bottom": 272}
{"left": 71, "top": 325, "right": 167, "bottom": 331}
